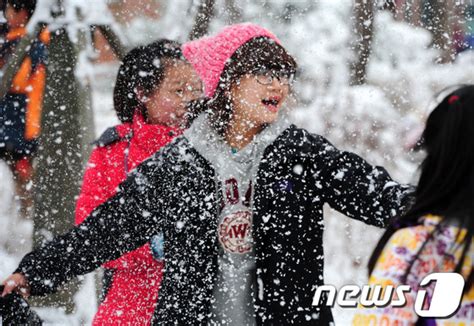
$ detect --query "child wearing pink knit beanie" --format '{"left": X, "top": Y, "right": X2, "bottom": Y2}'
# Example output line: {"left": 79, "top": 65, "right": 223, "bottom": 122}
{"left": 182, "top": 22, "right": 281, "bottom": 98}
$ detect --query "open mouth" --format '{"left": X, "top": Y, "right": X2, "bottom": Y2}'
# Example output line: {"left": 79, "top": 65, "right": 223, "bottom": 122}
{"left": 261, "top": 96, "right": 281, "bottom": 112}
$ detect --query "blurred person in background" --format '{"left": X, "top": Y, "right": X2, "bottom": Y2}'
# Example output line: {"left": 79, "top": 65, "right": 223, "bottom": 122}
{"left": 75, "top": 40, "right": 202, "bottom": 325}
{"left": 0, "top": 0, "right": 49, "bottom": 219}
{"left": 353, "top": 85, "right": 474, "bottom": 325}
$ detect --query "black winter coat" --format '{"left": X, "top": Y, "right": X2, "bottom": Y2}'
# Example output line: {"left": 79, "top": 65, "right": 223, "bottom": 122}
{"left": 17, "top": 125, "right": 413, "bottom": 325}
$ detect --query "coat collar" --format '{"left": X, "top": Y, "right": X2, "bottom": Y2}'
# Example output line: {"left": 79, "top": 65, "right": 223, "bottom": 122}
{"left": 130, "top": 110, "right": 182, "bottom": 150}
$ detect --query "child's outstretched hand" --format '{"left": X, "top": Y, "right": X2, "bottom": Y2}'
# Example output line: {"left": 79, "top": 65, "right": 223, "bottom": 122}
{"left": 1, "top": 273, "right": 30, "bottom": 298}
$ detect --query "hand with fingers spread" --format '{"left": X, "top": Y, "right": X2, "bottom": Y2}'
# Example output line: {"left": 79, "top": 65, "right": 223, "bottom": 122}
{"left": 1, "top": 273, "right": 30, "bottom": 298}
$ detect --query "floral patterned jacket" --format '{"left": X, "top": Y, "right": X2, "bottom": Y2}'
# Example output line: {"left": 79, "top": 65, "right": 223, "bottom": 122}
{"left": 353, "top": 215, "right": 474, "bottom": 326}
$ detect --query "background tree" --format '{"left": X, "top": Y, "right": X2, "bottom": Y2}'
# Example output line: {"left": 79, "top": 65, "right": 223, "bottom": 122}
{"left": 387, "top": 0, "right": 460, "bottom": 62}
{"left": 30, "top": 25, "right": 92, "bottom": 313}
{"left": 189, "top": 0, "right": 216, "bottom": 40}
{"left": 224, "top": 0, "right": 242, "bottom": 24}
{"left": 423, "top": 0, "right": 457, "bottom": 62}
{"left": 350, "top": 0, "right": 375, "bottom": 85}
{"left": 27, "top": 0, "right": 125, "bottom": 314}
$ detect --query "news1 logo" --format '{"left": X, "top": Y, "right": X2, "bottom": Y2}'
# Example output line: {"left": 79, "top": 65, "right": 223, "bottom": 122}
{"left": 313, "top": 273, "right": 465, "bottom": 318}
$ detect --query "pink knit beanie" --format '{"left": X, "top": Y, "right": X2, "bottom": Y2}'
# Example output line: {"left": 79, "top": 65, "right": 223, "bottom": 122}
{"left": 182, "top": 23, "right": 281, "bottom": 98}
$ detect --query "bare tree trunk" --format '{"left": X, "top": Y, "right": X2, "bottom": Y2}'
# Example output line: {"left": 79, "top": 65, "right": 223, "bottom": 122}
{"left": 410, "top": 0, "right": 423, "bottom": 26}
{"left": 424, "top": 0, "right": 456, "bottom": 63}
{"left": 225, "top": 0, "right": 242, "bottom": 24}
{"left": 381, "top": 0, "right": 397, "bottom": 16}
{"left": 189, "top": 0, "right": 216, "bottom": 40}
{"left": 395, "top": 0, "right": 406, "bottom": 21}
{"left": 350, "top": 0, "right": 375, "bottom": 86}
{"left": 31, "top": 26, "right": 94, "bottom": 314}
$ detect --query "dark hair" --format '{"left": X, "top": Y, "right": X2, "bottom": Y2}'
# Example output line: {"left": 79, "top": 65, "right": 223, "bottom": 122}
{"left": 191, "top": 36, "right": 297, "bottom": 135}
{"left": 369, "top": 85, "right": 474, "bottom": 289}
{"left": 113, "top": 39, "right": 184, "bottom": 123}
{"left": 6, "top": 0, "right": 36, "bottom": 19}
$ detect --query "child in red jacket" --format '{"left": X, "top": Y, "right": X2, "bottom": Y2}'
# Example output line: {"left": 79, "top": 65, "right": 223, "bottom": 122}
{"left": 75, "top": 40, "right": 202, "bottom": 325}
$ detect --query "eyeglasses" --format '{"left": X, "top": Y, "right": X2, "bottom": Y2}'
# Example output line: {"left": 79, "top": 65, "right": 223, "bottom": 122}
{"left": 254, "top": 69, "right": 295, "bottom": 86}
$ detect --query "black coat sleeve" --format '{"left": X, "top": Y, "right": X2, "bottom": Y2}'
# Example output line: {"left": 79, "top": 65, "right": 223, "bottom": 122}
{"left": 15, "top": 157, "right": 166, "bottom": 296}
{"left": 309, "top": 132, "right": 414, "bottom": 228}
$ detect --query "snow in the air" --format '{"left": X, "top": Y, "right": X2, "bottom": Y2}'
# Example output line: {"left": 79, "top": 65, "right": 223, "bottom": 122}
{"left": 1, "top": 0, "right": 473, "bottom": 324}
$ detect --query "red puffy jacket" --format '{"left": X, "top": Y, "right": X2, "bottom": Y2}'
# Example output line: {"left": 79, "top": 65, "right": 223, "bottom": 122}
{"left": 75, "top": 111, "right": 180, "bottom": 325}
